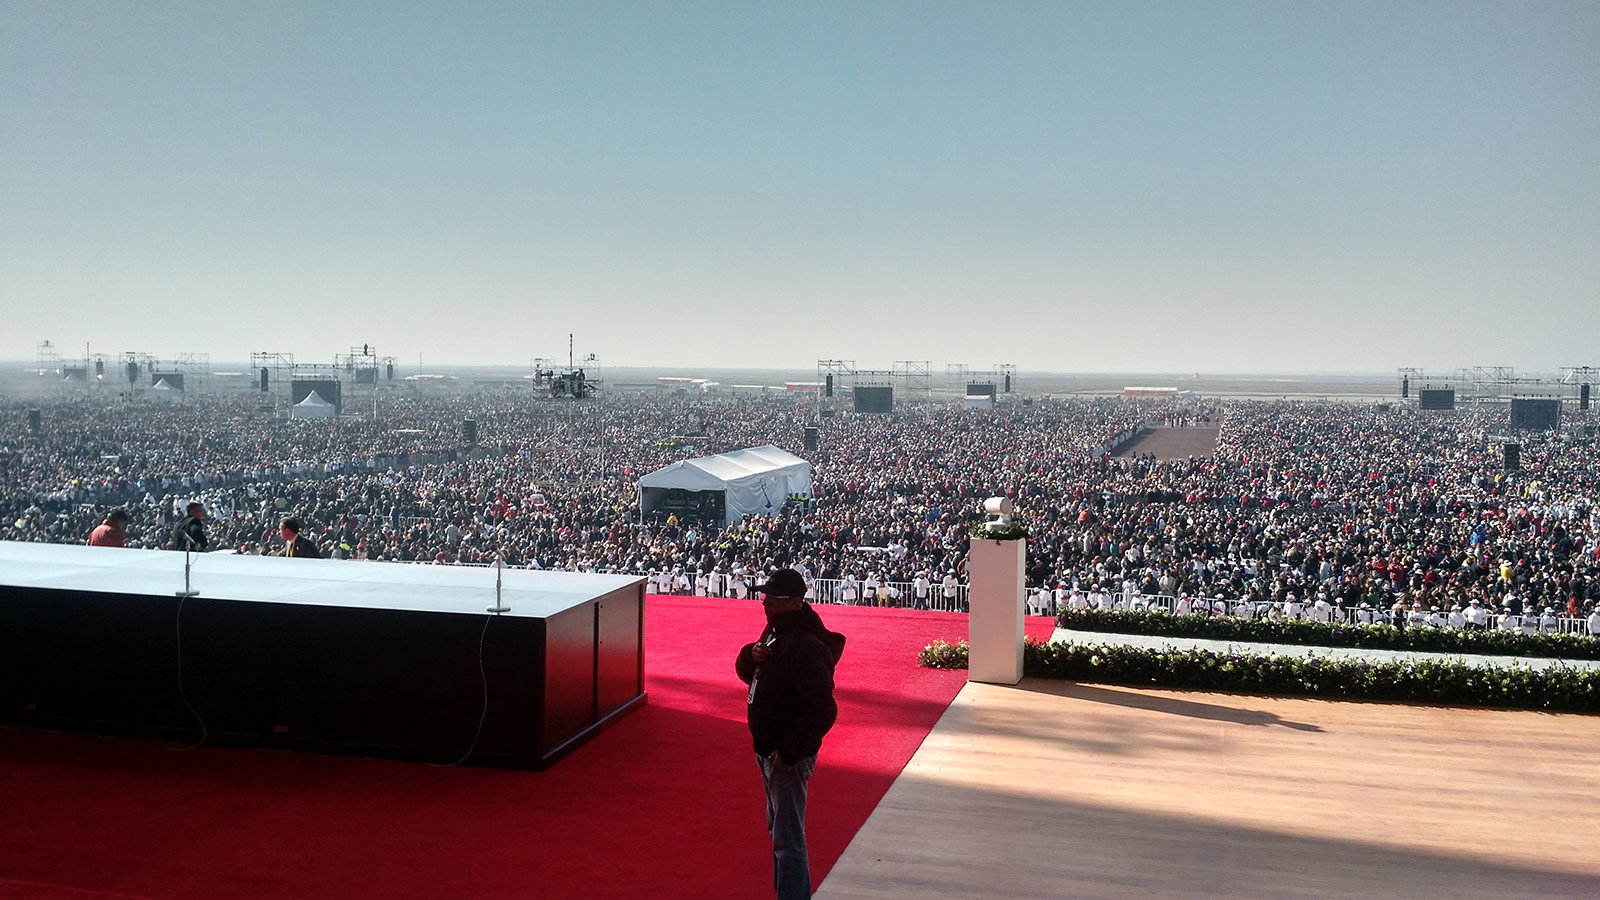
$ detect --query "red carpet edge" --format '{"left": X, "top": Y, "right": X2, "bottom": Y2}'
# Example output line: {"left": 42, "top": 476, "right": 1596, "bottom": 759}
{"left": 0, "top": 595, "right": 1054, "bottom": 900}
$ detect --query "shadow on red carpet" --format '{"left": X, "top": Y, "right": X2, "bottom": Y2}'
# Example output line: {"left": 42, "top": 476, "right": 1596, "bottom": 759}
{"left": 0, "top": 596, "right": 1052, "bottom": 900}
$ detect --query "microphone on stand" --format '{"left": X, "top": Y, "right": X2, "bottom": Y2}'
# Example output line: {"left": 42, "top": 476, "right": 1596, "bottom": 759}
{"left": 487, "top": 553, "right": 510, "bottom": 613}
{"left": 175, "top": 529, "right": 200, "bottom": 598}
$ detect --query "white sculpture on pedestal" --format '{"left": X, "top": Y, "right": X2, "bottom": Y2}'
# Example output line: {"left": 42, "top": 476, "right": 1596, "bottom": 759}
{"left": 968, "top": 497, "right": 1025, "bottom": 685}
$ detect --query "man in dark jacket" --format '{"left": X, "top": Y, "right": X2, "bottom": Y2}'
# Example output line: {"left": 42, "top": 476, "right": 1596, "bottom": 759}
{"left": 278, "top": 516, "right": 321, "bottom": 558}
{"left": 735, "top": 567, "right": 846, "bottom": 900}
{"left": 170, "top": 501, "right": 207, "bottom": 552}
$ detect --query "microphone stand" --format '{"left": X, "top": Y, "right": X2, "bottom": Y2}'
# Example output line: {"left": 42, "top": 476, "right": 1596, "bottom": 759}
{"left": 487, "top": 554, "right": 510, "bottom": 613}
{"left": 175, "top": 528, "right": 200, "bottom": 598}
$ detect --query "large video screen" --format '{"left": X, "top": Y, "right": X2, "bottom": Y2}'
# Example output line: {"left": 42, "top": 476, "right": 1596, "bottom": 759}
{"left": 853, "top": 386, "right": 893, "bottom": 414}
{"left": 1418, "top": 389, "right": 1455, "bottom": 410}
{"left": 1510, "top": 398, "right": 1560, "bottom": 430}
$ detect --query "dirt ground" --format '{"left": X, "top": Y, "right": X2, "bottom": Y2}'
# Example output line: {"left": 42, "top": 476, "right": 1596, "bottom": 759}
{"left": 1114, "top": 425, "right": 1220, "bottom": 459}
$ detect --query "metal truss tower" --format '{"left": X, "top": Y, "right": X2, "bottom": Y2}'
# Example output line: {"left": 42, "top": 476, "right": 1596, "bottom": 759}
{"left": 945, "top": 363, "right": 969, "bottom": 394}
{"left": 892, "top": 360, "right": 932, "bottom": 401}
{"left": 995, "top": 363, "right": 1017, "bottom": 393}
{"left": 36, "top": 340, "right": 61, "bottom": 376}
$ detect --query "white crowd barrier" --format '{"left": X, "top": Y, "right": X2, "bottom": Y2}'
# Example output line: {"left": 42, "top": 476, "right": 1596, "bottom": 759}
{"left": 640, "top": 575, "right": 971, "bottom": 612}
{"left": 1054, "top": 592, "right": 1600, "bottom": 636}
{"left": 366, "top": 558, "right": 1600, "bottom": 634}
{"left": 806, "top": 577, "right": 969, "bottom": 612}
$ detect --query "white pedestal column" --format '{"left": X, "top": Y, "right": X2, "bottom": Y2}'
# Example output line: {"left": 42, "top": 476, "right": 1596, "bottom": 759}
{"left": 968, "top": 537, "right": 1024, "bottom": 685}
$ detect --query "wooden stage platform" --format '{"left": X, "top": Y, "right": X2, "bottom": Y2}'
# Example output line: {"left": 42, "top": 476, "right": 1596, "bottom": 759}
{"left": 817, "top": 678, "right": 1600, "bottom": 899}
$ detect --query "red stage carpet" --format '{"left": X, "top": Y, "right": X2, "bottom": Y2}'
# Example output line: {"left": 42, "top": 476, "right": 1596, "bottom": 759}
{"left": 0, "top": 597, "right": 1052, "bottom": 900}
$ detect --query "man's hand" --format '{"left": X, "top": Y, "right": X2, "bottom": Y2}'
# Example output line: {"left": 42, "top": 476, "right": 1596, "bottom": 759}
{"left": 750, "top": 643, "right": 773, "bottom": 664}
{"left": 768, "top": 750, "right": 793, "bottom": 773}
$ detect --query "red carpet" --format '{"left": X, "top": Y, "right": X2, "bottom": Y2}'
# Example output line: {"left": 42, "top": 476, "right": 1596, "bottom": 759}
{"left": 0, "top": 597, "right": 1053, "bottom": 900}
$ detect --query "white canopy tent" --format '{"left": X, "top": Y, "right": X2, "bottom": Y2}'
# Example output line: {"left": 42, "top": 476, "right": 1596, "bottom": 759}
{"left": 637, "top": 445, "right": 812, "bottom": 527}
{"left": 291, "top": 390, "right": 337, "bottom": 419}
{"left": 150, "top": 378, "right": 180, "bottom": 404}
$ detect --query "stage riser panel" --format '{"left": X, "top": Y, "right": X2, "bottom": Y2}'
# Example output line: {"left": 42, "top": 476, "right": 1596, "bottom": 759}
{"left": 1, "top": 579, "right": 645, "bottom": 769}
{"left": 546, "top": 604, "right": 598, "bottom": 752}
{"left": 597, "top": 591, "right": 643, "bottom": 715}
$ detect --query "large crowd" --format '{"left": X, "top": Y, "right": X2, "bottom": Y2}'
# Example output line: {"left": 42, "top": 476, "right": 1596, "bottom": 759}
{"left": 5, "top": 386, "right": 1599, "bottom": 626}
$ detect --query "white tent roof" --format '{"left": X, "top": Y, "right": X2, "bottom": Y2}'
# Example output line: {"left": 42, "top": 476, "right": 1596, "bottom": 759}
{"left": 637, "top": 445, "right": 812, "bottom": 526}
{"left": 291, "top": 390, "right": 336, "bottom": 418}
{"left": 148, "top": 378, "right": 180, "bottom": 403}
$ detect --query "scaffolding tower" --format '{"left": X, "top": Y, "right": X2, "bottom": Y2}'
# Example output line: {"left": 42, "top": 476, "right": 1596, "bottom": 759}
{"left": 36, "top": 340, "right": 62, "bottom": 377}
{"left": 945, "top": 363, "right": 969, "bottom": 394}
{"left": 335, "top": 344, "right": 395, "bottom": 388}
{"left": 892, "top": 360, "right": 932, "bottom": 401}
{"left": 250, "top": 351, "right": 297, "bottom": 406}
{"left": 528, "top": 341, "right": 603, "bottom": 399}
{"left": 121, "top": 352, "right": 157, "bottom": 388}
{"left": 173, "top": 352, "right": 212, "bottom": 392}
{"left": 1561, "top": 367, "right": 1598, "bottom": 414}
{"left": 817, "top": 360, "right": 855, "bottom": 388}
{"left": 1457, "top": 366, "right": 1519, "bottom": 404}
{"left": 994, "top": 363, "right": 1017, "bottom": 393}
{"left": 1396, "top": 367, "right": 1423, "bottom": 400}
{"left": 88, "top": 352, "right": 113, "bottom": 386}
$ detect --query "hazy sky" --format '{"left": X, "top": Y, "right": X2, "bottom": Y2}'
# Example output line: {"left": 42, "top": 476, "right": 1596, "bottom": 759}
{"left": 3, "top": 2, "right": 1597, "bottom": 372}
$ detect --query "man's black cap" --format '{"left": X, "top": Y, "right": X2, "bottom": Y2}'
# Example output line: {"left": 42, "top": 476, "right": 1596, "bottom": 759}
{"left": 755, "top": 568, "right": 806, "bottom": 599}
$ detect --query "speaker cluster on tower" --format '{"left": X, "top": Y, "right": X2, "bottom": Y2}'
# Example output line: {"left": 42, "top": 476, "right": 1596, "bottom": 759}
{"left": 27, "top": 409, "right": 41, "bottom": 434}
{"left": 462, "top": 419, "right": 478, "bottom": 445}
{"left": 1583, "top": 383, "right": 1592, "bottom": 411}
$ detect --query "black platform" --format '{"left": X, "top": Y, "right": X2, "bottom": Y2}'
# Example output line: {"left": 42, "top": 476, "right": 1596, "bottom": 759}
{"left": 0, "top": 542, "right": 646, "bottom": 769}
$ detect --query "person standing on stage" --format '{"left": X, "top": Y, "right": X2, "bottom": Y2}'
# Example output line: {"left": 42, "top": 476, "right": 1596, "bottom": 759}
{"left": 735, "top": 567, "right": 846, "bottom": 900}
{"left": 88, "top": 508, "right": 131, "bottom": 548}
{"left": 170, "top": 501, "right": 208, "bottom": 552}
{"left": 279, "top": 516, "right": 321, "bottom": 558}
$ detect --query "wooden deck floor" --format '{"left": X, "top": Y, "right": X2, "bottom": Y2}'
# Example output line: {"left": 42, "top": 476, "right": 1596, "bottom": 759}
{"left": 815, "top": 679, "right": 1600, "bottom": 899}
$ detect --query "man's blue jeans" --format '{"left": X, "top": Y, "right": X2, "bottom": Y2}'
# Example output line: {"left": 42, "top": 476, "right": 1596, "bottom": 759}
{"left": 756, "top": 752, "right": 817, "bottom": 899}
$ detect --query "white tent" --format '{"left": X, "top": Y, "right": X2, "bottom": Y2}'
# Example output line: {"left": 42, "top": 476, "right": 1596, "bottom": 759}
{"left": 291, "top": 390, "right": 337, "bottom": 419}
{"left": 637, "top": 444, "right": 812, "bottom": 526}
{"left": 150, "top": 378, "right": 180, "bottom": 404}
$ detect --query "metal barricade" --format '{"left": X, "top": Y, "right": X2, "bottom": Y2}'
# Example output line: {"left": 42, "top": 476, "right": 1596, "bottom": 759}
{"left": 810, "top": 577, "right": 969, "bottom": 612}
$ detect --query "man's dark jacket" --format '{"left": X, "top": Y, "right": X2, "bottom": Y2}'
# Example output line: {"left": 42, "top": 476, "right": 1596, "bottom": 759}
{"left": 735, "top": 603, "right": 846, "bottom": 765}
{"left": 170, "top": 516, "right": 207, "bottom": 552}
{"left": 287, "top": 534, "right": 320, "bottom": 558}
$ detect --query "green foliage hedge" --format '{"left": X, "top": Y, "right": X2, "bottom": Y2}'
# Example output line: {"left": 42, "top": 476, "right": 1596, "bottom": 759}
{"left": 968, "top": 522, "right": 1029, "bottom": 541}
{"left": 917, "top": 638, "right": 1600, "bottom": 713}
{"left": 1056, "top": 608, "right": 1600, "bottom": 661}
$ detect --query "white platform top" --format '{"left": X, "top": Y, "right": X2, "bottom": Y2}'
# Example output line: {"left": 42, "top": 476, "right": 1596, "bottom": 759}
{"left": 0, "top": 541, "right": 643, "bottom": 619}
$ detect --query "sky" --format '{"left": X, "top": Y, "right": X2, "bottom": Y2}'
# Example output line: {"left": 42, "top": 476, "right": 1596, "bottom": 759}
{"left": 2, "top": 1, "right": 1597, "bottom": 373}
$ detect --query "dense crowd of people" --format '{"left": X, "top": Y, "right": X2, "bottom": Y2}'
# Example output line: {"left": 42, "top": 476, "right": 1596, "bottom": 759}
{"left": 1018, "top": 401, "right": 1600, "bottom": 629}
{"left": 0, "top": 390, "right": 1150, "bottom": 579}
{"left": 5, "top": 386, "right": 1600, "bottom": 629}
